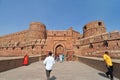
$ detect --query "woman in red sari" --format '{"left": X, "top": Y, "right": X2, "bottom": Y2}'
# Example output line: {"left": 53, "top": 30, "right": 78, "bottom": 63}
{"left": 23, "top": 54, "right": 29, "bottom": 66}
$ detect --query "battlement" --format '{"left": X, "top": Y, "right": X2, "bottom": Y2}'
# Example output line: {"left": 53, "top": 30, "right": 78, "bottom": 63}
{"left": 0, "top": 21, "right": 119, "bottom": 58}
{"left": 74, "top": 30, "right": 120, "bottom": 58}
{"left": 75, "top": 31, "right": 120, "bottom": 46}
{"left": 83, "top": 21, "right": 106, "bottom": 38}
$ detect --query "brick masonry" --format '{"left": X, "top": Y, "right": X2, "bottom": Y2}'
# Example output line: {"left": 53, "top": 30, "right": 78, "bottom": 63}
{"left": 0, "top": 55, "right": 42, "bottom": 72}
{"left": 0, "top": 20, "right": 120, "bottom": 59}
{"left": 76, "top": 55, "right": 120, "bottom": 79}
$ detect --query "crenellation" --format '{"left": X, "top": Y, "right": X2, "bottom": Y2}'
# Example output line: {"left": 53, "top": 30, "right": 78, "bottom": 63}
{"left": 73, "top": 21, "right": 120, "bottom": 58}
{"left": 109, "top": 31, "right": 120, "bottom": 39}
{"left": 83, "top": 21, "right": 106, "bottom": 38}
{"left": 0, "top": 21, "right": 120, "bottom": 58}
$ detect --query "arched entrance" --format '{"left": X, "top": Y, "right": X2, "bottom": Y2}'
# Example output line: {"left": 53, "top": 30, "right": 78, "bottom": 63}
{"left": 54, "top": 44, "right": 74, "bottom": 61}
{"left": 55, "top": 45, "right": 64, "bottom": 55}
{"left": 54, "top": 44, "right": 65, "bottom": 61}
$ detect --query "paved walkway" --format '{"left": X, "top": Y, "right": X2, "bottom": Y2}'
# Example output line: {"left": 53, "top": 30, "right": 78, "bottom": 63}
{"left": 0, "top": 61, "right": 119, "bottom": 80}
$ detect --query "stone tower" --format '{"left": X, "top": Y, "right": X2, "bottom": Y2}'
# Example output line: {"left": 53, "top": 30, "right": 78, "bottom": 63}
{"left": 83, "top": 21, "right": 106, "bottom": 38}
{"left": 27, "top": 22, "right": 47, "bottom": 41}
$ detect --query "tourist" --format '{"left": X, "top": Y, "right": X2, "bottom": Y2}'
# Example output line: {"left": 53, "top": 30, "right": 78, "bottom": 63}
{"left": 23, "top": 54, "right": 29, "bottom": 66}
{"left": 103, "top": 51, "right": 114, "bottom": 80}
{"left": 62, "top": 54, "right": 64, "bottom": 61}
{"left": 55, "top": 53, "right": 59, "bottom": 61}
{"left": 59, "top": 53, "right": 63, "bottom": 62}
{"left": 43, "top": 51, "right": 55, "bottom": 80}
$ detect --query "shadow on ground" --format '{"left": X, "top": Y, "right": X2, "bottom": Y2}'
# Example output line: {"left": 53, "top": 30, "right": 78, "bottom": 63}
{"left": 50, "top": 76, "right": 56, "bottom": 80}
{"left": 98, "top": 72, "right": 109, "bottom": 79}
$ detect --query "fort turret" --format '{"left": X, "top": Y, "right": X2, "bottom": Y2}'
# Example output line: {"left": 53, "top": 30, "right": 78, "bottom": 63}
{"left": 27, "top": 22, "right": 47, "bottom": 41}
{"left": 83, "top": 21, "right": 106, "bottom": 38}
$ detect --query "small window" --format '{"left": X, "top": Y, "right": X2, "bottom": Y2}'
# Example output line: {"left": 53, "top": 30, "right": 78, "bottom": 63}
{"left": 89, "top": 43, "right": 93, "bottom": 48}
{"left": 78, "top": 37, "right": 80, "bottom": 39}
{"left": 13, "top": 47, "right": 15, "bottom": 50}
{"left": 103, "top": 40, "right": 108, "bottom": 47}
{"left": 54, "top": 34, "right": 56, "bottom": 36}
{"left": 6, "top": 47, "right": 8, "bottom": 50}
{"left": 32, "top": 45, "right": 34, "bottom": 49}
{"left": 21, "top": 47, "right": 23, "bottom": 50}
{"left": 41, "top": 45, "right": 44, "bottom": 49}
{"left": 117, "top": 42, "right": 119, "bottom": 47}
{"left": 64, "top": 34, "right": 66, "bottom": 36}
{"left": 84, "top": 26, "right": 87, "bottom": 30}
{"left": 16, "top": 42, "right": 20, "bottom": 46}
{"left": 98, "top": 22, "right": 102, "bottom": 26}
{"left": 76, "top": 45, "right": 79, "bottom": 49}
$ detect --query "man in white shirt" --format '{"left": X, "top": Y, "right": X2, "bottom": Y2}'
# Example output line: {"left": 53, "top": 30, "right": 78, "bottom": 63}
{"left": 43, "top": 51, "right": 55, "bottom": 80}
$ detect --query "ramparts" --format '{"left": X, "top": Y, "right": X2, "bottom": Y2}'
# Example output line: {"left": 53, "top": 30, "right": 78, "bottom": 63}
{"left": 0, "top": 55, "right": 46, "bottom": 72}
{"left": 74, "top": 30, "right": 120, "bottom": 58}
{"left": 74, "top": 55, "right": 120, "bottom": 79}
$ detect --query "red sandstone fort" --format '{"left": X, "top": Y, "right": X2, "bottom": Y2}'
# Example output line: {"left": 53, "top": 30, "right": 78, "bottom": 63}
{"left": 0, "top": 21, "right": 120, "bottom": 59}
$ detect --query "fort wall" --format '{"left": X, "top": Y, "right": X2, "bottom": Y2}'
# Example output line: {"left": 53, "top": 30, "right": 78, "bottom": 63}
{"left": 74, "top": 21, "right": 120, "bottom": 58}
{"left": 83, "top": 21, "right": 106, "bottom": 38}
{"left": 0, "top": 21, "right": 120, "bottom": 59}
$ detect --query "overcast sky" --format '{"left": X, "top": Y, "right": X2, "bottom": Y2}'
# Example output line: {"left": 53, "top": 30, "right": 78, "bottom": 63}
{"left": 0, "top": 0, "right": 120, "bottom": 36}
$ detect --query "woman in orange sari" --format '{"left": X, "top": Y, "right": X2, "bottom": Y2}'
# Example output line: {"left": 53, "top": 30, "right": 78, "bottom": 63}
{"left": 23, "top": 54, "right": 29, "bottom": 66}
